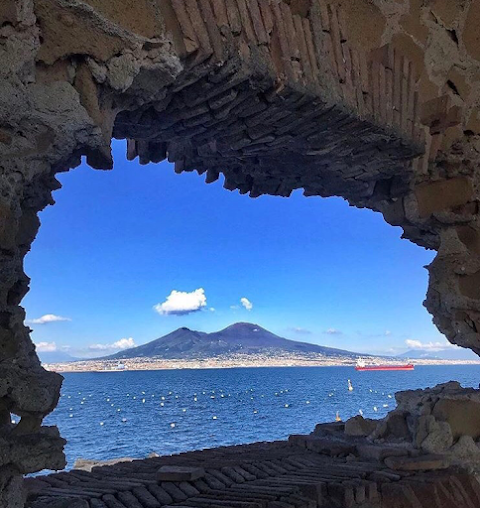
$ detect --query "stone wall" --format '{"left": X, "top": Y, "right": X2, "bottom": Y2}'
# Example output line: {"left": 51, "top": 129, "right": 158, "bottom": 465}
{"left": 2, "top": 0, "right": 480, "bottom": 506}
{"left": 341, "top": 381, "right": 480, "bottom": 463}
{"left": 24, "top": 428, "right": 480, "bottom": 508}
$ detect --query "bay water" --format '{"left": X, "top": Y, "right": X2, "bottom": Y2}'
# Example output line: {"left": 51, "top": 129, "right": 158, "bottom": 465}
{"left": 37, "top": 365, "right": 480, "bottom": 470}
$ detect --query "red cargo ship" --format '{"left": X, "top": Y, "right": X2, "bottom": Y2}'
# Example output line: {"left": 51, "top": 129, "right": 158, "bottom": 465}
{"left": 355, "top": 359, "right": 414, "bottom": 371}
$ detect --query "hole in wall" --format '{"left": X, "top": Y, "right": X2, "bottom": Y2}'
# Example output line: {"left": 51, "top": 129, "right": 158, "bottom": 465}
{"left": 21, "top": 140, "right": 457, "bottom": 470}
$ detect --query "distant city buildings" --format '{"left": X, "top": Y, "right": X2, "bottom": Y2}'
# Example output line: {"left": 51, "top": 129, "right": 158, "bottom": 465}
{"left": 43, "top": 353, "right": 480, "bottom": 373}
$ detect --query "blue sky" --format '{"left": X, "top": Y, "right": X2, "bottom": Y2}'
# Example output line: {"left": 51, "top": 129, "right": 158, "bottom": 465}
{"left": 24, "top": 140, "right": 456, "bottom": 358}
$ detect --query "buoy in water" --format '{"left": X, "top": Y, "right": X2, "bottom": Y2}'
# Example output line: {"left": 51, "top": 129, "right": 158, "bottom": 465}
{"left": 335, "top": 411, "right": 342, "bottom": 422}
{"left": 348, "top": 379, "right": 353, "bottom": 391}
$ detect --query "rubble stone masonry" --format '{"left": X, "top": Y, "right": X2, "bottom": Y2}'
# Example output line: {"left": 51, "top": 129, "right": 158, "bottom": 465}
{"left": 2, "top": 0, "right": 480, "bottom": 506}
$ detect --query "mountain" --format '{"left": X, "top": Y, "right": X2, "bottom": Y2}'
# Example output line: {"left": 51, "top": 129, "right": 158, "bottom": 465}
{"left": 38, "top": 351, "right": 78, "bottom": 364}
{"left": 104, "top": 322, "right": 368, "bottom": 360}
{"left": 397, "top": 348, "right": 478, "bottom": 361}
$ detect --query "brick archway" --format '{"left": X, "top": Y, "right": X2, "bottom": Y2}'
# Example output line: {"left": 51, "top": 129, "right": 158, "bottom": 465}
{"left": 1, "top": 1, "right": 480, "bottom": 506}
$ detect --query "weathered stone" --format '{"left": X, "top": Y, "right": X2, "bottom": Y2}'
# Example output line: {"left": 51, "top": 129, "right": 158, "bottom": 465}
{"left": 74, "top": 457, "right": 134, "bottom": 472}
{"left": 420, "top": 419, "right": 453, "bottom": 455}
{"left": 385, "top": 411, "right": 410, "bottom": 440}
{"left": 35, "top": 0, "right": 135, "bottom": 65}
{"left": 313, "top": 421, "right": 345, "bottom": 436}
{"left": 329, "top": 0, "right": 386, "bottom": 52}
{"left": 82, "top": 0, "right": 165, "bottom": 38}
{"left": 344, "top": 416, "right": 377, "bottom": 437}
{"left": 371, "top": 409, "right": 411, "bottom": 442}
{"left": 400, "top": 0, "right": 429, "bottom": 45}
{"left": 463, "top": 1, "right": 480, "bottom": 62}
{"left": 391, "top": 33, "right": 425, "bottom": 77}
{"left": 415, "top": 178, "right": 474, "bottom": 218}
{"left": 449, "top": 435, "right": 480, "bottom": 460}
{"left": 357, "top": 444, "right": 409, "bottom": 462}
{"left": 157, "top": 466, "right": 206, "bottom": 482}
{"left": 431, "top": 0, "right": 466, "bottom": 29}
{"left": 289, "top": 434, "right": 356, "bottom": 456}
{"left": 433, "top": 398, "right": 480, "bottom": 440}
{"left": 446, "top": 67, "right": 471, "bottom": 101}
{"left": 29, "top": 498, "right": 89, "bottom": 508}
{"left": 0, "top": 0, "right": 19, "bottom": 26}
{"left": 3, "top": 2, "right": 480, "bottom": 506}
{"left": 384, "top": 454, "right": 450, "bottom": 471}
{"left": 23, "top": 437, "right": 480, "bottom": 508}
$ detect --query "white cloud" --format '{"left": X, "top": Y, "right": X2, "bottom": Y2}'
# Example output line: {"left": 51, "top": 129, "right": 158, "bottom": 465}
{"left": 385, "top": 330, "right": 392, "bottom": 336}
{"left": 35, "top": 341, "right": 57, "bottom": 352}
{"left": 405, "top": 339, "right": 453, "bottom": 352}
{"left": 154, "top": 288, "right": 207, "bottom": 315}
{"left": 325, "top": 328, "right": 342, "bottom": 335}
{"left": 386, "top": 347, "right": 401, "bottom": 353}
{"left": 88, "top": 338, "right": 136, "bottom": 351}
{"left": 289, "top": 327, "right": 312, "bottom": 335}
{"left": 240, "top": 297, "right": 253, "bottom": 311}
{"left": 28, "top": 314, "right": 71, "bottom": 325}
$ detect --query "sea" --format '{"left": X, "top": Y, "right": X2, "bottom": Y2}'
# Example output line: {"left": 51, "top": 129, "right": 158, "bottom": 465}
{"left": 34, "top": 365, "right": 480, "bottom": 472}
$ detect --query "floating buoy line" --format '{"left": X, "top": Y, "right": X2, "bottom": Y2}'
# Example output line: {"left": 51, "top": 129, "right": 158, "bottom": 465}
{"left": 57, "top": 381, "right": 398, "bottom": 437}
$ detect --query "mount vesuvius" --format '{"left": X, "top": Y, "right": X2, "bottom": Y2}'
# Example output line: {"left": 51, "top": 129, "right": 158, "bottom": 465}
{"left": 103, "top": 322, "right": 366, "bottom": 360}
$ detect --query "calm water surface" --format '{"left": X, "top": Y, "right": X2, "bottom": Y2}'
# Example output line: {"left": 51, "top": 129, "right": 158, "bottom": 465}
{"left": 37, "top": 365, "right": 480, "bottom": 470}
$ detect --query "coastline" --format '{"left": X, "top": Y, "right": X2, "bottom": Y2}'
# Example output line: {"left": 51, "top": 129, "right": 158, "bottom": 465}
{"left": 43, "top": 354, "right": 480, "bottom": 373}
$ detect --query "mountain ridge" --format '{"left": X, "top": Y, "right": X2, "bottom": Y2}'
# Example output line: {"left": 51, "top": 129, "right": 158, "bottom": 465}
{"left": 397, "top": 348, "right": 478, "bottom": 361}
{"left": 103, "top": 322, "right": 370, "bottom": 360}
{"left": 38, "top": 351, "right": 79, "bottom": 364}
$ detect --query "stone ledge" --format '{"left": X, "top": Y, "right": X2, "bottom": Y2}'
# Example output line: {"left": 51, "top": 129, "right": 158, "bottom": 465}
{"left": 25, "top": 437, "right": 480, "bottom": 508}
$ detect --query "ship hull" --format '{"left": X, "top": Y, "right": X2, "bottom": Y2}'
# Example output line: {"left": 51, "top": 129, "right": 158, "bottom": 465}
{"left": 355, "top": 364, "right": 414, "bottom": 371}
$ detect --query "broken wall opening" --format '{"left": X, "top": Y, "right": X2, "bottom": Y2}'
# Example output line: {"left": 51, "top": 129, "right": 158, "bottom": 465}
{"left": 3, "top": 0, "right": 480, "bottom": 506}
